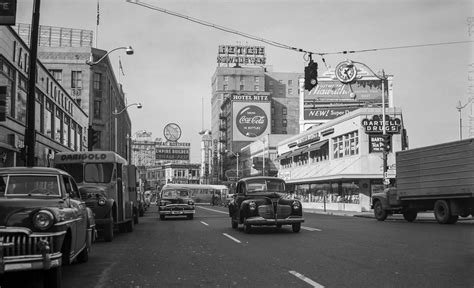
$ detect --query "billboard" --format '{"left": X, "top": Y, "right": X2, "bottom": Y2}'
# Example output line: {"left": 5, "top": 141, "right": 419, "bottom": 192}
{"left": 304, "top": 79, "right": 388, "bottom": 102}
{"left": 232, "top": 101, "right": 271, "bottom": 141}
{"left": 155, "top": 141, "right": 190, "bottom": 161}
{"left": 217, "top": 45, "right": 266, "bottom": 66}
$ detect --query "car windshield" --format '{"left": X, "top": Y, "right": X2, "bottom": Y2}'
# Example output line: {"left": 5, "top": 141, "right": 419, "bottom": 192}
{"left": 5, "top": 175, "right": 60, "bottom": 196}
{"left": 246, "top": 179, "right": 286, "bottom": 193}
{"left": 162, "top": 189, "right": 189, "bottom": 198}
{"left": 84, "top": 163, "right": 114, "bottom": 183}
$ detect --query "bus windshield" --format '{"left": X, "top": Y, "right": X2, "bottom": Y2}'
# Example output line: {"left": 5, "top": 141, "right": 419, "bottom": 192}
{"left": 84, "top": 163, "right": 114, "bottom": 183}
{"left": 56, "top": 163, "right": 83, "bottom": 183}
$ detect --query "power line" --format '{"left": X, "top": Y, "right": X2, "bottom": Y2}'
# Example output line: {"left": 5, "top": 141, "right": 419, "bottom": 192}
{"left": 126, "top": 0, "right": 473, "bottom": 58}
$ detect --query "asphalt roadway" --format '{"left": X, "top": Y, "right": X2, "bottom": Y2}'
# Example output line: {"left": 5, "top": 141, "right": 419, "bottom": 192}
{"left": 3, "top": 205, "right": 473, "bottom": 288}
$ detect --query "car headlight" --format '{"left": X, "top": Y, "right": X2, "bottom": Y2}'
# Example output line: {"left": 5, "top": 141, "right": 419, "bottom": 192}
{"left": 188, "top": 200, "right": 194, "bottom": 205}
{"left": 33, "top": 210, "right": 55, "bottom": 230}
{"left": 249, "top": 201, "right": 257, "bottom": 211}
{"left": 160, "top": 200, "right": 167, "bottom": 206}
{"left": 98, "top": 197, "right": 106, "bottom": 206}
{"left": 292, "top": 201, "right": 301, "bottom": 210}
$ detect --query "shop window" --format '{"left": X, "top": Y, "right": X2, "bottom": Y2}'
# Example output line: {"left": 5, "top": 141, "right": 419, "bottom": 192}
{"left": 333, "top": 131, "right": 359, "bottom": 159}
{"left": 16, "top": 76, "right": 27, "bottom": 124}
{"left": 45, "top": 100, "right": 53, "bottom": 138}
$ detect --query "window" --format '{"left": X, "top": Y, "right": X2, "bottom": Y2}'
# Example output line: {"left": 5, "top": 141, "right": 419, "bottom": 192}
{"left": 282, "top": 119, "right": 287, "bottom": 127}
{"left": 255, "top": 76, "right": 259, "bottom": 83}
{"left": 223, "top": 84, "right": 228, "bottom": 91}
{"left": 269, "top": 80, "right": 273, "bottom": 86}
{"left": 45, "top": 100, "right": 53, "bottom": 138}
{"left": 16, "top": 76, "right": 27, "bottom": 123}
{"left": 49, "top": 69, "right": 62, "bottom": 83}
{"left": 288, "top": 88, "right": 293, "bottom": 95}
{"left": 254, "top": 85, "right": 259, "bottom": 91}
{"left": 282, "top": 107, "right": 287, "bottom": 115}
{"left": 55, "top": 109, "right": 62, "bottom": 143}
{"left": 63, "top": 117, "right": 70, "bottom": 147}
{"left": 71, "top": 71, "right": 82, "bottom": 88}
{"left": 240, "top": 84, "right": 244, "bottom": 91}
{"left": 93, "top": 100, "right": 102, "bottom": 119}
{"left": 35, "top": 92, "right": 44, "bottom": 133}
{"left": 288, "top": 80, "right": 293, "bottom": 86}
{"left": 333, "top": 131, "right": 359, "bottom": 159}
{"left": 240, "top": 75, "right": 244, "bottom": 82}
{"left": 93, "top": 72, "right": 102, "bottom": 91}
{"left": 224, "top": 76, "right": 229, "bottom": 82}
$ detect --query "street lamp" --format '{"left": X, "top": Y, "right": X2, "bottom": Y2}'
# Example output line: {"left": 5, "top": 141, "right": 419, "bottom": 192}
{"left": 456, "top": 99, "right": 472, "bottom": 140}
{"left": 246, "top": 132, "right": 266, "bottom": 176}
{"left": 225, "top": 150, "right": 240, "bottom": 180}
{"left": 86, "top": 46, "right": 134, "bottom": 66}
{"left": 339, "top": 59, "right": 389, "bottom": 186}
{"left": 112, "top": 103, "right": 142, "bottom": 153}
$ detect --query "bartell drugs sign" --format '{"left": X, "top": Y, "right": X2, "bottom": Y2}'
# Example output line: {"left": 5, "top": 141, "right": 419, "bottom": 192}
{"left": 362, "top": 115, "right": 401, "bottom": 134}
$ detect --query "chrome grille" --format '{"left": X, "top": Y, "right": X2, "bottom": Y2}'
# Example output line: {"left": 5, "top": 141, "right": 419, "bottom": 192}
{"left": 276, "top": 205, "right": 292, "bottom": 219}
{"left": 85, "top": 201, "right": 96, "bottom": 208}
{"left": 258, "top": 205, "right": 274, "bottom": 219}
{"left": 0, "top": 233, "right": 58, "bottom": 256}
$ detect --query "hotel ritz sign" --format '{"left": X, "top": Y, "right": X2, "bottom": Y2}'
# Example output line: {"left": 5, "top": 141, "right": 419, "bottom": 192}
{"left": 217, "top": 45, "right": 266, "bottom": 65}
{"left": 362, "top": 115, "right": 401, "bottom": 134}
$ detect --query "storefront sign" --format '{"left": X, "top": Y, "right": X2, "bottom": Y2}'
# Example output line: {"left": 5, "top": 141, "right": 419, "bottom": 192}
{"left": 362, "top": 115, "right": 401, "bottom": 134}
{"left": 231, "top": 94, "right": 270, "bottom": 102}
{"left": 217, "top": 45, "right": 266, "bottom": 65}
{"left": 236, "top": 105, "right": 268, "bottom": 137}
{"left": 0, "top": 0, "right": 16, "bottom": 25}
{"left": 304, "top": 107, "right": 358, "bottom": 120}
{"left": 297, "top": 133, "right": 320, "bottom": 147}
{"left": 369, "top": 135, "right": 391, "bottom": 153}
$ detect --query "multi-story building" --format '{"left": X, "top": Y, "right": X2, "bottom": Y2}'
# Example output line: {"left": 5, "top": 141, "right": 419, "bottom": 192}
{"left": 210, "top": 46, "right": 302, "bottom": 182}
{"left": 0, "top": 26, "right": 88, "bottom": 167}
{"left": 13, "top": 24, "right": 134, "bottom": 161}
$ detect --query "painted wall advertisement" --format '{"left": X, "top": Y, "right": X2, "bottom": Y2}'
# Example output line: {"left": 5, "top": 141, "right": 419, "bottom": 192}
{"left": 232, "top": 101, "right": 271, "bottom": 141}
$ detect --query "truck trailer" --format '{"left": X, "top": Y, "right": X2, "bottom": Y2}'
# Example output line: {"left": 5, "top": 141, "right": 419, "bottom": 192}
{"left": 372, "top": 138, "right": 474, "bottom": 224}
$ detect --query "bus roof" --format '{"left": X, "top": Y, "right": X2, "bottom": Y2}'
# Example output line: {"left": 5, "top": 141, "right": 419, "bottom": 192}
{"left": 54, "top": 151, "right": 127, "bottom": 164}
{"left": 161, "top": 183, "right": 229, "bottom": 191}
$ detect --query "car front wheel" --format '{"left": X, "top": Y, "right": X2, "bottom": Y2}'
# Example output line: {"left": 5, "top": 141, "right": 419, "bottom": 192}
{"left": 292, "top": 223, "right": 301, "bottom": 233}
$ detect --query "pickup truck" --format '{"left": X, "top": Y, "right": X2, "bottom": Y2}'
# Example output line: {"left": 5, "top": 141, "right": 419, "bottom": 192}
{"left": 372, "top": 138, "right": 474, "bottom": 224}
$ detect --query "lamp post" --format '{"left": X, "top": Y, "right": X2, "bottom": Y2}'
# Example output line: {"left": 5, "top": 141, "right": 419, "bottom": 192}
{"left": 225, "top": 150, "right": 239, "bottom": 180}
{"left": 86, "top": 46, "right": 134, "bottom": 66}
{"left": 246, "top": 132, "right": 266, "bottom": 176}
{"left": 337, "top": 60, "right": 389, "bottom": 186}
{"left": 456, "top": 99, "right": 472, "bottom": 140}
{"left": 112, "top": 103, "right": 142, "bottom": 154}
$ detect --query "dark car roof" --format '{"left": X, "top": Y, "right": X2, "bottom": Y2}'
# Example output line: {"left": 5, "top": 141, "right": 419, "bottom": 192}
{"left": 0, "top": 166, "right": 70, "bottom": 176}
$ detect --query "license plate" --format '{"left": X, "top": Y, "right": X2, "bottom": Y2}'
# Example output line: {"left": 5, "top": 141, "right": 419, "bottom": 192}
{"left": 172, "top": 211, "right": 183, "bottom": 215}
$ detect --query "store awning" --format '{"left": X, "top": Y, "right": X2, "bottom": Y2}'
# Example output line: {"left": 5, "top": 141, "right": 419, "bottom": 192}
{"left": 276, "top": 151, "right": 292, "bottom": 160}
{"left": 288, "top": 146, "right": 308, "bottom": 158}
{"left": 304, "top": 140, "right": 329, "bottom": 153}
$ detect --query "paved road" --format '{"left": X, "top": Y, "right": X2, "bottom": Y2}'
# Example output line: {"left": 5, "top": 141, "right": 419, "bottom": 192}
{"left": 57, "top": 205, "right": 474, "bottom": 288}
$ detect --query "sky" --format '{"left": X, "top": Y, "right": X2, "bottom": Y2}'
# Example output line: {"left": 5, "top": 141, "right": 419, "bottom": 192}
{"left": 16, "top": 0, "right": 473, "bottom": 163}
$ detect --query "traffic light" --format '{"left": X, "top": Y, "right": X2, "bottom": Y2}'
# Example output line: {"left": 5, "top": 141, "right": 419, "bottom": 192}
{"left": 383, "top": 134, "right": 391, "bottom": 153}
{"left": 304, "top": 60, "right": 318, "bottom": 91}
{"left": 88, "top": 125, "right": 100, "bottom": 151}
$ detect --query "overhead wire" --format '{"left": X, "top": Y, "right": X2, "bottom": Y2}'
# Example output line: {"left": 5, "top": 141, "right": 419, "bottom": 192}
{"left": 126, "top": 0, "right": 473, "bottom": 60}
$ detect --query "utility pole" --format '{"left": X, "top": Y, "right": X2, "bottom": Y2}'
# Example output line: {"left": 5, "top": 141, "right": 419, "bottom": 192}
{"left": 25, "top": 0, "right": 41, "bottom": 166}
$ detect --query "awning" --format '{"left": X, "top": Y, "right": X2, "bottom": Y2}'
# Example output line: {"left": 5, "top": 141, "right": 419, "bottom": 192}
{"left": 288, "top": 146, "right": 308, "bottom": 158}
{"left": 276, "top": 151, "right": 292, "bottom": 160}
{"left": 304, "top": 140, "right": 329, "bottom": 153}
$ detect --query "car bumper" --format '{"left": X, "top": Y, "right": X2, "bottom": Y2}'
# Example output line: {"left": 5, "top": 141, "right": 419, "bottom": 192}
{"left": 1, "top": 252, "right": 62, "bottom": 273}
{"left": 159, "top": 209, "right": 195, "bottom": 216}
{"left": 244, "top": 216, "right": 304, "bottom": 226}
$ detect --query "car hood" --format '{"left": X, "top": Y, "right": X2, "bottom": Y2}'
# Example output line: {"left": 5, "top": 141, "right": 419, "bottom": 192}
{"left": 0, "top": 198, "right": 63, "bottom": 227}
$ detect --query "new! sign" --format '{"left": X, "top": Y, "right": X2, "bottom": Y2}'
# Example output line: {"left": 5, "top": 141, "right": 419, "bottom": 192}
{"left": 362, "top": 115, "right": 401, "bottom": 134}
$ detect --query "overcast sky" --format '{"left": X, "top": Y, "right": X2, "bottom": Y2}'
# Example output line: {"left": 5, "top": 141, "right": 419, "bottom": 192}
{"left": 17, "top": 0, "right": 473, "bottom": 162}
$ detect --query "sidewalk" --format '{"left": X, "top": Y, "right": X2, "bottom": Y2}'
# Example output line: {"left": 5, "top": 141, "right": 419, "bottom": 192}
{"left": 303, "top": 208, "right": 474, "bottom": 222}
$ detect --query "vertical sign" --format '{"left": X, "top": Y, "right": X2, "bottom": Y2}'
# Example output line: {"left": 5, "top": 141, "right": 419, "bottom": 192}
{"left": 0, "top": 0, "right": 16, "bottom": 25}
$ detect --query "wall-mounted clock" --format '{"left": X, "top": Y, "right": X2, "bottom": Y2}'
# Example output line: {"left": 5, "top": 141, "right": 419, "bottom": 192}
{"left": 163, "top": 123, "right": 181, "bottom": 142}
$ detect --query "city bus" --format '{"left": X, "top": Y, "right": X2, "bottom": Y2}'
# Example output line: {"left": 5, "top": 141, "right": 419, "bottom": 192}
{"left": 160, "top": 183, "right": 229, "bottom": 204}
{"left": 54, "top": 151, "right": 135, "bottom": 242}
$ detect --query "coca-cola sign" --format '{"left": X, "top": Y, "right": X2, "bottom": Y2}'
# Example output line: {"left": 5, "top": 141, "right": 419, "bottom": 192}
{"left": 236, "top": 105, "right": 268, "bottom": 136}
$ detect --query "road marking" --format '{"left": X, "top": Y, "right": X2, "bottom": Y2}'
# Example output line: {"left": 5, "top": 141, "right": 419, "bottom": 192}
{"left": 301, "top": 226, "right": 322, "bottom": 232}
{"left": 200, "top": 221, "right": 209, "bottom": 226}
{"left": 198, "top": 206, "right": 228, "bottom": 214}
{"left": 289, "top": 270, "right": 324, "bottom": 288}
{"left": 223, "top": 233, "right": 241, "bottom": 243}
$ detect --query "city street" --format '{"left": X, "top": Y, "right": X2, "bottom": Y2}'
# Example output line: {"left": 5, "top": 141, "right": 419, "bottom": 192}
{"left": 54, "top": 205, "right": 473, "bottom": 288}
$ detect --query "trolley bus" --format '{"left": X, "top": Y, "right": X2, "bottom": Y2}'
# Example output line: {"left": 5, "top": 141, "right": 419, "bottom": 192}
{"left": 54, "top": 151, "right": 135, "bottom": 241}
{"left": 160, "top": 183, "right": 229, "bottom": 204}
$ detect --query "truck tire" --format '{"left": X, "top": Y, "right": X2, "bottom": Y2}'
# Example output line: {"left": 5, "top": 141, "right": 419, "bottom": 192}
{"left": 434, "top": 200, "right": 452, "bottom": 224}
{"left": 403, "top": 210, "right": 417, "bottom": 222}
{"left": 373, "top": 201, "right": 388, "bottom": 221}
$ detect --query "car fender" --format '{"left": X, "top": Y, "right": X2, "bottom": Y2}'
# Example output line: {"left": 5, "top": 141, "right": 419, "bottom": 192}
{"left": 372, "top": 191, "right": 389, "bottom": 209}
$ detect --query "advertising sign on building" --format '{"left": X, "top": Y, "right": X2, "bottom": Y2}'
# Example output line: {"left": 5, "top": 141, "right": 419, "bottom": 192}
{"left": 304, "top": 79, "right": 388, "bottom": 102}
{"left": 362, "top": 115, "right": 401, "bottom": 134}
{"left": 369, "top": 135, "right": 391, "bottom": 153}
{"left": 155, "top": 141, "right": 190, "bottom": 161}
{"left": 0, "top": 0, "right": 16, "bottom": 25}
{"left": 232, "top": 102, "right": 271, "bottom": 141}
{"left": 304, "top": 107, "right": 359, "bottom": 120}
{"left": 217, "top": 45, "right": 266, "bottom": 66}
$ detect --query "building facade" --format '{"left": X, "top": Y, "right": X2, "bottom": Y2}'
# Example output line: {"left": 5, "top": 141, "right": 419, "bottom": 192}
{"left": 14, "top": 23, "right": 134, "bottom": 161}
{"left": 0, "top": 26, "right": 88, "bottom": 167}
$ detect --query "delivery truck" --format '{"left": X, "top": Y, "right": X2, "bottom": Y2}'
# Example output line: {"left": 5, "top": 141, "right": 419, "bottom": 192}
{"left": 372, "top": 138, "right": 474, "bottom": 224}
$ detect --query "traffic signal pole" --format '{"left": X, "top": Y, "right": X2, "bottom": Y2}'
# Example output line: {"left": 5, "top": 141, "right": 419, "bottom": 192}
{"left": 25, "top": 0, "right": 41, "bottom": 166}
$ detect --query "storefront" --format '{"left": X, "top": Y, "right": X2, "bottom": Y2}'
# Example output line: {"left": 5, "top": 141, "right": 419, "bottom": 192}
{"left": 277, "top": 107, "right": 407, "bottom": 212}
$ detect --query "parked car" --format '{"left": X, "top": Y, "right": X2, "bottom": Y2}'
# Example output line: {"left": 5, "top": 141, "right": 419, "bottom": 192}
{"left": 0, "top": 167, "right": 95, "bottom": 288}
{"left": 228, "top": 176, "right": 304, "bottom": 233}
{"left": 158, "top": 185, "right": 195, "bottom": 220}
{"left": 225, "top": 193, "right": 234, "bottom": 207}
